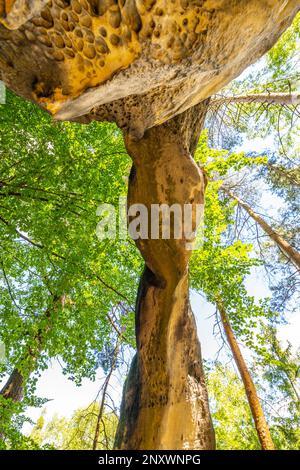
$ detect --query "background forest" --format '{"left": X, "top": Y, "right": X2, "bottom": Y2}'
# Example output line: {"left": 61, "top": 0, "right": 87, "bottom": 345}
{"left": 0, "top": 13, "right": 299, "bottom": 451}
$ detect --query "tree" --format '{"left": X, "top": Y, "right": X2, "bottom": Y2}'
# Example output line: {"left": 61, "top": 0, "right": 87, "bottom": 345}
{"left": 92, "top": 329, "right": 123, "bottom": 450}
{"left": 0, "top": 90, "right": 140, "bottom": 445}
{"left": 221, "top": 188, "right": 300, "bottom": 271}
{"left": 253, "top": 326, "right": 300, "bottom": 450}
{"left": 0, "top": 295, "right": 64, "bottom": 402}
{"left": 207, "top": 363, "right": 260, "bottom": 450}
{"left": 30, "top": 405, "right": 118, "bottom": 450}
{"left": 210, "top": 92, "right": 300, "bottom": 109}
{"left": 0, "top": 0, "right": 299, "bottom": 450}
{"left": 114, "top": 103, "right": 215, "bottom": 449}
{"left": 207, "top": 358, "right": 299, "bottom": 450}
{"left": 205, "top": 13, "right": 300, "bottom": 314}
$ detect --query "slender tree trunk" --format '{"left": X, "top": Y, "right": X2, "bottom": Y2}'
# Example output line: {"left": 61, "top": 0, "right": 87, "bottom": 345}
{"left": 223, "top": 188, "right": 300, "bottom": 271}
{"left": 216, "top": 298, "right": 275, "bottom": 450}
{"left": 269, "top": 331, "right": 300, "bottom": 403}
{"left": 210, "top": 92, "right": 300, "bottom": 109}
{"left": 115, "top": 101, "right": 215, "bottom": 450}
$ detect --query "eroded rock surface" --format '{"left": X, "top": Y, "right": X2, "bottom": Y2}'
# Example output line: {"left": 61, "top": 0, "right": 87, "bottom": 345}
{"left": 0, "top": 1, "right": 299, "bottom": 133}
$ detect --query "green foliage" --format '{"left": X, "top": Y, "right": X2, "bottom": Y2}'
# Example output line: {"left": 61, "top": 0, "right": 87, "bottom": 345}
{"left": 0, "top": 91, "right": 141, "bottom": 382}
{"left": 0, "top": 91, "right": 141, "bottom": 442}
{"left": 192, "top": 134, "right": 300, "bottom": 449}
{"left": 0, "top": 17, "right": 299, "bottom": 448}
{"left": 195, "top": 131, "right": 267, "bottom": 178}
{"left": 207, "top": 363, "right": 260, "bottom": 450}
{"left": 207, "top": 360, "right": 300, "bottom": 450}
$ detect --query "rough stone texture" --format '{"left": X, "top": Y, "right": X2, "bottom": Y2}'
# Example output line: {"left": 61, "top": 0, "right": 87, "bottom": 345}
{"left": 0, "top": 1, "right": 299, "bottom": 134}
{"left": 0, "top": 0, "right": 299, "bottom": 452}
{"left": 0, "top": 368, "right": 23, "bottom": 402}
{"left": 114, "top": 101, "right": 215, "bottom": 450}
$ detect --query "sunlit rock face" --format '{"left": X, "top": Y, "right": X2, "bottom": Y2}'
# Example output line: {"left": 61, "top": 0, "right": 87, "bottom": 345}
{"left": 0, "top": 1, "right": 299, "bottom": 132}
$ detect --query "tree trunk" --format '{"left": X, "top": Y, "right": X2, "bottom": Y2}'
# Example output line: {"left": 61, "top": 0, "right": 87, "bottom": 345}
{"left": 210, "top": 92, "right": 300, "bottom": 109}
{"left": 0, "top": 368, "right": 24, "bottom": 442}
{"left": 264, "top": 163, "right": 300, "bottom": 188}
{"left": 223, "top": 189, "right": 300, "bottom": 271}
{"left": 216, "top": 298, "right": 275, "bottom": 450}
{"left": 114, "top": 101, "right": 215, "bottom": 450}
